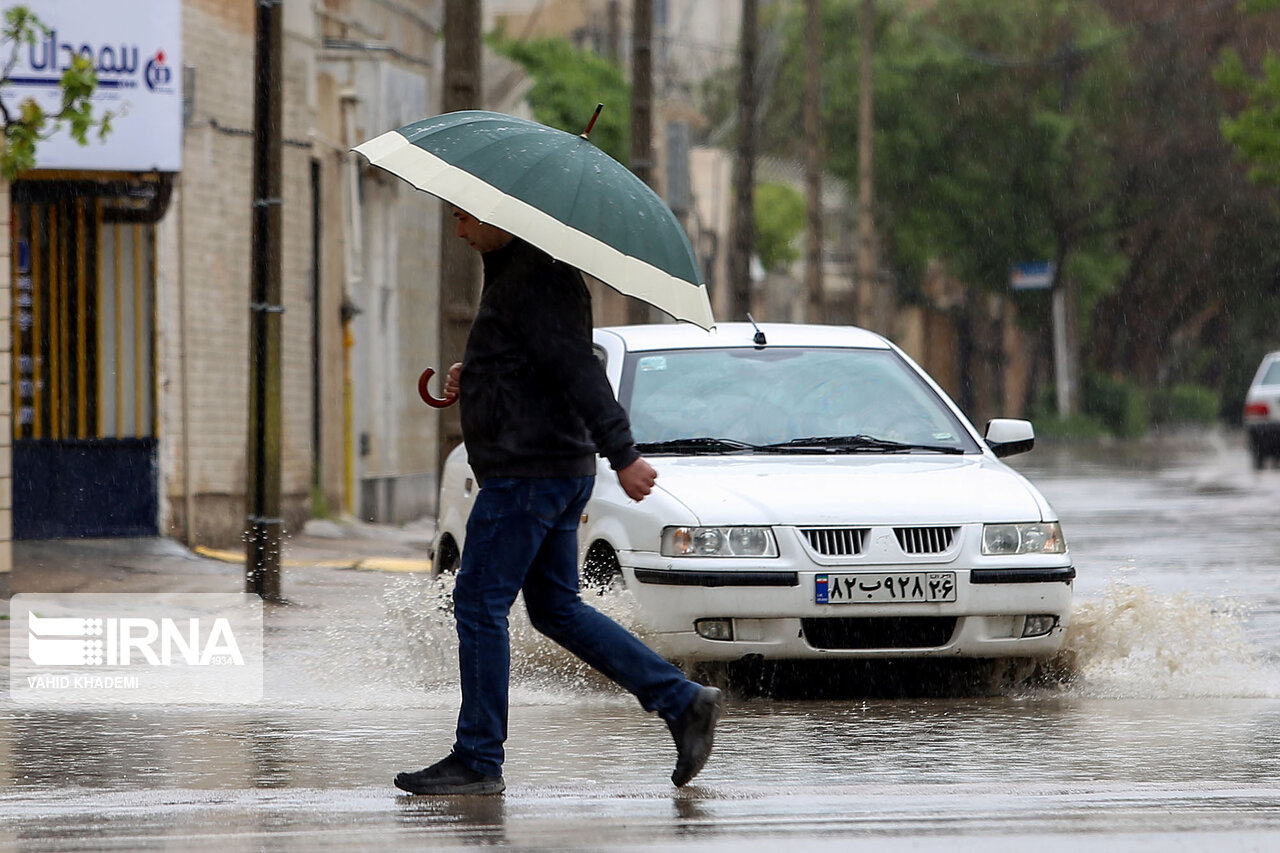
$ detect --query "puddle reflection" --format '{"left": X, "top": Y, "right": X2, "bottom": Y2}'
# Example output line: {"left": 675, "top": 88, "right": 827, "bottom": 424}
{"left": 395, "top": 794, "right": 507, "bottom": 845}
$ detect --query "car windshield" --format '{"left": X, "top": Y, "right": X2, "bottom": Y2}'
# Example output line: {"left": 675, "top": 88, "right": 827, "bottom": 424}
{"left": 620, "top": 346, "right": 980, "bottom": 454}
{"left": 1260, "top": 358, "right": 1280, "bottom": 387}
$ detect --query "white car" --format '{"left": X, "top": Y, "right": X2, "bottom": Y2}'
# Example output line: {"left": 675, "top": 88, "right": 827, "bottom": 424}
{"left": 1244, "top": 350, "right": 1280, "bottom": 470}
{"left": 433, "top": 323, "right": 1073, "bottom": 665}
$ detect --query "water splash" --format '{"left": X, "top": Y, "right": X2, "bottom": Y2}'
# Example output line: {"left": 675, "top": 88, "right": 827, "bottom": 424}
{"left": 271, "top": 566, "right": 1280, "bottom": 706}
{"left": 1047, "top": 579, "right": 1280, "bottom": 699}
{"left": 290, "top": 573, "right": 648, "bottom": 709}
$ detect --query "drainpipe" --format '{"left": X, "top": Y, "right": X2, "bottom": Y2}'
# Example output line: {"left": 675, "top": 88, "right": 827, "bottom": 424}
{"left": 178, "top": 173, "right": 194, "bottom": 544}
{"left": 340, "top": 89, "right": 363, "bottom": 516}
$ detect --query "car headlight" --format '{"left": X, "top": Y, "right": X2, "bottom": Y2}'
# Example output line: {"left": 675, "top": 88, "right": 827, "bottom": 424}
{"left": 661, "top": 526, "right": 778, "bottom": 557}
{"left": 981, "top": 522, "right": 1066, "bottom": 555}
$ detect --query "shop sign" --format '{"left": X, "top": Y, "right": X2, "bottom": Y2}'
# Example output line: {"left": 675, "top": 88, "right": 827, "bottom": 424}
{"left": 3, "top": 0, "right": 182, "bottom": 172}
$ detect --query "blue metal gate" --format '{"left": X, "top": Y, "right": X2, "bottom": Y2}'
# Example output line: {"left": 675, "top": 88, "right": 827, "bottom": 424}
{"left": 11, "top": 180, "right": 160, "bottom": 539}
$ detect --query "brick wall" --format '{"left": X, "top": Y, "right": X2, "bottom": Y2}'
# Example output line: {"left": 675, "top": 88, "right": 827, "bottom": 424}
{"left": 161, "top": 1, "right": 320, "bottom": 544}
{"left": 162, "top": 0, "right": 445, "bottom": 544}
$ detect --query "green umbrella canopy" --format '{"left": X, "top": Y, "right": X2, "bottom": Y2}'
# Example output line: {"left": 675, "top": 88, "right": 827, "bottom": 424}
{"left": 354, "top": 110, "right": 714, "bottom": 329}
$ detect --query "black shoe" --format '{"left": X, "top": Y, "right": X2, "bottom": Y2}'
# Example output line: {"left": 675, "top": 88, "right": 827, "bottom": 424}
{"left": 394, "top": 753, "right": 506, "bottom": 795}
{"left": 667, "top": 685, "right": 724, "bottom": 787}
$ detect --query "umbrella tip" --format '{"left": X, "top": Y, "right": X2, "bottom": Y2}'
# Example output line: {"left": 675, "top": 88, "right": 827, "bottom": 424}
{"left": 580, "top": 103, "right": 604, "bottom": 139}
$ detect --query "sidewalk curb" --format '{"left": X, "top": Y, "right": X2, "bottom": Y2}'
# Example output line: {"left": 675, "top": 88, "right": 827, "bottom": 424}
{"left": 192, "top": 546, "right": 432, "bottom": 574}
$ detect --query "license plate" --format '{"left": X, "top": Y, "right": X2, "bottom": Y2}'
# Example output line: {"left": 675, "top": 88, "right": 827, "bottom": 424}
{"left": 815, "top": 572, "right": 956, "bottom": 604}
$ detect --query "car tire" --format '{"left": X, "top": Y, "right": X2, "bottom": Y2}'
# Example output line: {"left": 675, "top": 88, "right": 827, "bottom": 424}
{"left": 434, "top": 534, "right": 461, "bottom": 575}
{"left": 581, "top": 541, "right": 622, "bottom": 592}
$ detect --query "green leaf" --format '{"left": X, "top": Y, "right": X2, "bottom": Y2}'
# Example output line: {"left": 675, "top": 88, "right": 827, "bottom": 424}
{"left": 1219, "top": 52, "right": 1280, "bottom": 185}
{"left": 488, "top": 35, "right": 631, "bottom": 165}
{"left": 0, "top": 8, "right": 111, "bottom": 176}
{"left": 754, "top": 182, "right": 806, "bottom": 271}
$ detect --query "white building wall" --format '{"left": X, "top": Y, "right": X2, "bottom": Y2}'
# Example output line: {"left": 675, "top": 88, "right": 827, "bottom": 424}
{"left": 159, "top": 0, "right": 317, "bottom": 541}
{"left": 319, "top": 2, "right": 444, "bottom": 524}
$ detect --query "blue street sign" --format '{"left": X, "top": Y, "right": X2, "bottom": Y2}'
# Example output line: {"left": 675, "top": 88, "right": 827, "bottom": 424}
{"left": 1010, "top": 261, "right": 1055, "bottom": 290}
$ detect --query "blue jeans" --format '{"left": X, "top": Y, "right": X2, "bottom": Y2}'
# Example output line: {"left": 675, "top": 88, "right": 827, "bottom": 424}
{"left": 451, "top": 476, "right": 698, "bottom": 777}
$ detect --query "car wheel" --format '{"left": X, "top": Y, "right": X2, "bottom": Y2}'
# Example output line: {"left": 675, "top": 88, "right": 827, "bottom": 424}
{"left": 581, "top": 541, "right": 622, "bottom": 592}
{"left": 434, "top": 534, "right": 461, "bottom": 575}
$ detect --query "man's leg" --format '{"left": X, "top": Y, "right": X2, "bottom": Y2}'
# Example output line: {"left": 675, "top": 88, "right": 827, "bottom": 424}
{"left": 395, "top": 478, "right": 541, "bottom": 794}
{"left": 450, "top": 478, "right": 552, "bottom": 777}
{"left": 521, "top": 477, "right": 699, "bottom": 725}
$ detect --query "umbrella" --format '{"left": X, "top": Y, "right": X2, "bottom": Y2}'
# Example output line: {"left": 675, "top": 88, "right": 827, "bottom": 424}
{"left": 352, "top": 108, "right": 714, "bottom": 332}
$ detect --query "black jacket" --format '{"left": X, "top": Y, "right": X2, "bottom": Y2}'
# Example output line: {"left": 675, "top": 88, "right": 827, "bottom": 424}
{"left": 459, "top": 238, "right": 640, "bottom": 484}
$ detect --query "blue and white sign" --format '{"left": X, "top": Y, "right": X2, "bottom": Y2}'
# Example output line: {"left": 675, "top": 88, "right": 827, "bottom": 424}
{"left": 3, "top": 0, "right": 182, "bottom": 172}
{"left": 1010, "top": 261, "right": 1055, "bottom": 291}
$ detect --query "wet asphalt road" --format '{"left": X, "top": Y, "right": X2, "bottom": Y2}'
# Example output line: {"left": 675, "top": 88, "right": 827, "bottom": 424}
{"left": 4, "top": 430, "right": 1280, "bottom": 851}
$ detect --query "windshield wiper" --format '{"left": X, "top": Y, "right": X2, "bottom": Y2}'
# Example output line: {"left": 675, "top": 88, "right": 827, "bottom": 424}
{"left": 757, "top": 435, "right": 965, "bottom": 454}
{"left": 635, "top": 435, "right": 966, "bottom": 456}
{"left": 634, "top": 437, "right": 760, "bottom": 455}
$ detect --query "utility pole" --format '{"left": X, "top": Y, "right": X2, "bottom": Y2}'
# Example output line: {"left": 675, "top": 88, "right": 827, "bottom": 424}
{"left": 856, "top": 0, "right": 876, "bottom": 328}
{"left": 727, "top": 0, "right": 759, "bottom": 322}
{"left": 437, "top": 0, "right": 483, "bottom": 477}
{"left": 245, "top": 0, "right": 284, "bottom": 601}
{"left": 629, "top": 0, "right": 655, "bottom": 324}
{"left": 606, "top": 0, "right": 621, "bottom": 64}
{"left": 803, "top": 0, "right": 823, "bottom": 323}
{"left": 1055, "top": 34, "right": 1082, "bottom": 418}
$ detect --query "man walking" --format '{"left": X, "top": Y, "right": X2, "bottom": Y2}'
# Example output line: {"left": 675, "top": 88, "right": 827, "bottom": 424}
{"left": 394, "top": 208, "right": 724, "bottom": 796}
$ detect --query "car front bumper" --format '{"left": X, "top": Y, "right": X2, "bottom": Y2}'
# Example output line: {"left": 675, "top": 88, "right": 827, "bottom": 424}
{"left": 621, "top": 553, "right": 1074, "bottom": 662}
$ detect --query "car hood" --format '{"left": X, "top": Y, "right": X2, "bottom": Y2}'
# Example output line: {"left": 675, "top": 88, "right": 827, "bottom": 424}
{"left": 647, "top": 454, "right": 1055, "bottom": 525}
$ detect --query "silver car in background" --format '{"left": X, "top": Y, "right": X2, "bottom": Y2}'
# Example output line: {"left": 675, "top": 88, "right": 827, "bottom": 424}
{"left": 1245, "top": 351, "right": 1280, "bottom": 470}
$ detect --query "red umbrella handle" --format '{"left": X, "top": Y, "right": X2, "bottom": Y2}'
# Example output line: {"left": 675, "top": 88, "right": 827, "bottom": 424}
{"left": 418, "top": 367, "right": 458, "bottom": 408}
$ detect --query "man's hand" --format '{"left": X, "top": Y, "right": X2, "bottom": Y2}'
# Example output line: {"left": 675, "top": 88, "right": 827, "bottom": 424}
{"left": 617, "top": 457, "right": 658, "bottom": 501}
{"left": 445, "top": 362, "right": 463, "bottom": 399}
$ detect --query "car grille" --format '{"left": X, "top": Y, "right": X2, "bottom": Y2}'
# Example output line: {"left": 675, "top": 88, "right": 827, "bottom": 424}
{"left": 801, "top": 616, "right": 957, "bottom": 650}
{"left": 894, "top": 526, "right": 958, "bottom": 554}
{"left": 801, "top": 527, "right": 869, "bottom": 556}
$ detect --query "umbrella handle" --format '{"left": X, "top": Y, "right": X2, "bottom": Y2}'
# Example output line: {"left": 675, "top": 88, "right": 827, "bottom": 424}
{"left": 418, "top": 367, "right": 458, "bottom": 408}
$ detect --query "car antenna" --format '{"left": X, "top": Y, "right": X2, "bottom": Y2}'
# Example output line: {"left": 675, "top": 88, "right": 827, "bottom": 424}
{"left": 747, "top": 313, "right": 767, "bottom": 347}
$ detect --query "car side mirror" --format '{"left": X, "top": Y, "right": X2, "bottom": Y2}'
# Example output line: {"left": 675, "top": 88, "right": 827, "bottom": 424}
{"left": 985, "top": 418, "right": 1035, "bottom": 458}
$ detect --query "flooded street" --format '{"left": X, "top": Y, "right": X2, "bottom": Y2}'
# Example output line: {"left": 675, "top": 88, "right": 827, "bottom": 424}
{"left": 5, "top": 432, "right": 1280, "bottom": 851}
